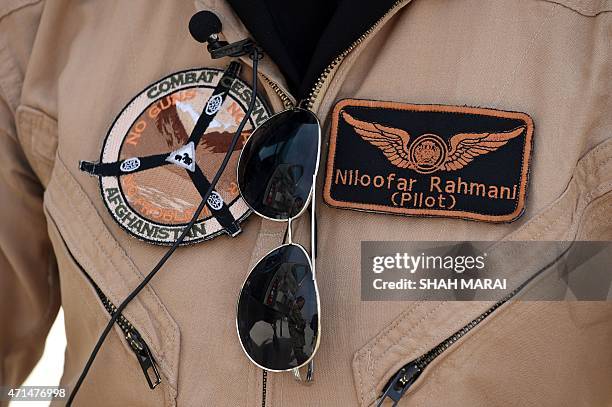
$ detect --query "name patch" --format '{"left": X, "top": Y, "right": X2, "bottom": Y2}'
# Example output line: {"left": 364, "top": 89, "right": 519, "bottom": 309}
{"left": 323, "top": 99, "right": 534, "bottom": 222}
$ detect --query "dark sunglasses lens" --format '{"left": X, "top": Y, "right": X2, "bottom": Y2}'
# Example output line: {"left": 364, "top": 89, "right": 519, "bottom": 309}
{"left": 237, "top": 244, "right": 319, "bottom": 371}
{"left": 238, "top": 109, "right": 319, "bottom": 219}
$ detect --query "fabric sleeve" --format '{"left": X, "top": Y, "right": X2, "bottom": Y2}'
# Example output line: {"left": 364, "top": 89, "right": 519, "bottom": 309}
{"left": 0, "top": 0, "right": 60, "bottom": 390}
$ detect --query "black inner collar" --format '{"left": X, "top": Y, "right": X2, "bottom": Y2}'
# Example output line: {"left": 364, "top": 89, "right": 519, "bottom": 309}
{"left": 227, "top": 0, "right": 397, "bottom": 101}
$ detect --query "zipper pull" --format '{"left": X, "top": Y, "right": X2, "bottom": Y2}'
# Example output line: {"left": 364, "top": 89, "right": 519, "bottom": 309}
{"left": 376, "top": 362, "right": 421, "bottom": 406}
{"left": 126, "top": 330, "right": 162, "bottom": 389}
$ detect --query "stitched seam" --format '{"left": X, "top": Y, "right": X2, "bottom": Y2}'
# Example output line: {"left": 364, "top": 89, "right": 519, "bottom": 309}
{"left": 59, "top": 193, "right": 174, "bottom": 361}
{"left": 17, "top": 106, "right": 57, "bottom": 163}
{"left": 0, "top": 32, "right": 21, "bottom": 111}
{"left": 530, "top": 158, "right": 612, "bottom": 240}
{"left": 402, "top": 198, "right": 611, "bottom": 402}
{"left": 503, "top": 142, "right": 612, "bottom": 241}
{"left": 48, "top": 156, "right": 179, "bottom": 379}
{"left": 356, "top": 351, "right": 365, "bottom": 404}
{"left": 48, "top": 201, "right": 179, "bottom": 393}
{"left": 372, "top": 302, "right": 446, "bottom": 374}
{"left": 355, "top": 302, "right": 423, "bottom": 362}
{"left": 55, "top": 214, "right": 177, "bottom": 405}
{"left": 366, "top": 349, "right": 374, "bottom": 404}
{"left": 372, "top": 164, "right": 612, "bottom": 404}
{"left": 574, "top": 189, "right": 612, "bottom": 240}
{"left": 46, "top": 200, "right": 171, "bottom": 367}
{"left": 56, "top": 153, "right": 174, "bottom": 327}
{"left": 46, "top": 210, "right": 140, "bottom": 343}
{"left": 577, "top": 193, "right": 612, "bottom": 233}
{"left": 492, "top": 6, "right": 558, "bottom": 109}
{"left": 358, "top": 301, "right": 447, "bottom": 405}
{"left": 417, "top": 190, "right": 612, "bottom": 384}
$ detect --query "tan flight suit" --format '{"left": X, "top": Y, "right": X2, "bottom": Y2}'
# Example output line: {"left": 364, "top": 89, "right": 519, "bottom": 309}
{"left": 0, "top": 0, "right": 611, "bottom": 406}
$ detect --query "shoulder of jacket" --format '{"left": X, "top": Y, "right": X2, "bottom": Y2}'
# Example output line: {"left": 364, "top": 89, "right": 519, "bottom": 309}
{"left": 0, "top": 0, "right": 44, "bottom": 112}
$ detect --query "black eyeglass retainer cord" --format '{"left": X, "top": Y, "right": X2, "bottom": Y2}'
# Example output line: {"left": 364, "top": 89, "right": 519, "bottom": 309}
{"left": 66, "top": 48, "right": 262, "bottom": 406}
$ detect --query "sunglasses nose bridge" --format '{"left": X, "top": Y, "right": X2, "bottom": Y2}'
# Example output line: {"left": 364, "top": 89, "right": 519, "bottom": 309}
{"left": 286, "top": 217, "right": 294, "bottom": 244}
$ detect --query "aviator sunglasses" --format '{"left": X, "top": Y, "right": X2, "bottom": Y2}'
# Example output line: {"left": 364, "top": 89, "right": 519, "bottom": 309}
{"left": 236, "top": 107, "right": 322, "bottom": 380}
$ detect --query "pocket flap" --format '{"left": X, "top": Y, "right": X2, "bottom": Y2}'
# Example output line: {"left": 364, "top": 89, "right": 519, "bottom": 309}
{"left": 44, "top": 156, "right": 181, "bottom": 398}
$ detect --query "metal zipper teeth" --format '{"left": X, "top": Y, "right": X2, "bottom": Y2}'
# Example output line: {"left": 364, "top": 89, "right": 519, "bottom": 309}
{"left": 260, "top": 73, "right": 295, "bottom": 109}
{"left": 94, "top": 286, "right": 138, "bottom": 343}
{"left": 380, "top": 285, "right": 524, "bottom": 406}
{"left": 258, "top": 0, "right": 406, "bottom": 112}
{"left": 258, "top": 6, "right": 407, "bottom": 404}
{"left": 93, "top": 285, "right": 162, "bottom": 389}
{"left": 47, "top": 214, "right": 160, "bottom": 389}
{"left": 304, "top": 0, "right": 406, "bottom": 110}
{"left": 261, "top": 370, "right": 268, "bottom": 407}
{"left": 379, "top": 242, "right": 578, "bottom": 405}
{"left": 414, "top": 287, "right": 520, "bottom": 370}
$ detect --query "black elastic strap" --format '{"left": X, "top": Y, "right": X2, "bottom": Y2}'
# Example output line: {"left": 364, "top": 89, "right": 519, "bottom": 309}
{"left": 79, "top": 153, "right": 170, "bottom": 176}
{"left": 188, "top": 61, "right": 241, "bottom": 146}
{"left": 189, "top": 164, "right": 241, "bottom": 236}
{"left": 79, "top": 61, "right": 242, "bottom": 235}
{"left": 82, "top": 153, "right": 241, "bottom": 236}
{"left": 79, "top": 60, "right": 240, "bottom": 177}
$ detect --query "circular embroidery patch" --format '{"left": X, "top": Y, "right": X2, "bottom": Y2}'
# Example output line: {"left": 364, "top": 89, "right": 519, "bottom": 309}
{"left": 409, "top": 134, "right": 448, "bottom": 174}
{"left": 99, "top": 67, "right": 271, "bottom": 245}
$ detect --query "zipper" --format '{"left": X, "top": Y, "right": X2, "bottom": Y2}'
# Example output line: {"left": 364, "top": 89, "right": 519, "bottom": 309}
{"left": 249, "top": 3, "right": 408, "bottom": 405}
{"left": 376, "top": 286, "right": 525, "bottom": 406}
{"left": 255, "top": 0, "right": 407, "bottom": 112}
{"left": 94, "top": 285, "right": 162, "bottom": 390}
{"left": 304, "top": 0, "right": 407, "bottom": 110}
{"left": 261, "top": 370, "right": 268, "bottom": 407}
{"left": 260, "top": 73, "right": 295, "bottom": 110}
{"left": 50, "top": 215, "right": 162, "bottom": 390}
{"left": 375, "top": 239, "right": 576, "bottom": 407}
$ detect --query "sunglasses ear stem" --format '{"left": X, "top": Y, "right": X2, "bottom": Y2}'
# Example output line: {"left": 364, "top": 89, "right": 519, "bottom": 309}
{"left": 311, "top": 183, "right": 318, "bottom": 274}
{"left": 313, "top": 201, "right": 318, "bottom": 260}
{"left": 292, "top": 360, "right": 315, "bottom": 384}
{"left": 307, "top": 360, "right": 315, "bottom": 382}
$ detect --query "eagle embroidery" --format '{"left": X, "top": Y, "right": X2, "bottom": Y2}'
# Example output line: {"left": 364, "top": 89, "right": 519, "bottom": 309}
{"left": 342, "top": 111, "right": 526, "bottom": 174}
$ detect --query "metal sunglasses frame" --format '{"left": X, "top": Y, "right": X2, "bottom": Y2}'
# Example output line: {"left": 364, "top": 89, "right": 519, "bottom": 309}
{"left": 235, "top": 238, "right": 322, "bottom": 376}
{"left": 235, "top": 107, "right": 322, "bottom": 380}
{"left": 236, "top": 107, "right": 322, "bottom": 223}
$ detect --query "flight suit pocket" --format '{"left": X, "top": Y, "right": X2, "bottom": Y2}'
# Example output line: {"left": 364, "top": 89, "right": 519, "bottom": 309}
{"left": 44, "top": 157, "right": 181, "bottom": 406}
{"left": 352, "top": 301, "right": 492, "bottom": 406}
{"left": 16, "top": 105, "right": 58, "bottom": 187}
{"left": 47, "top": 220, "right": 172, "bottom": 407}
{"left": 352, "top": 139, "right": 612, "bottom": 406}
